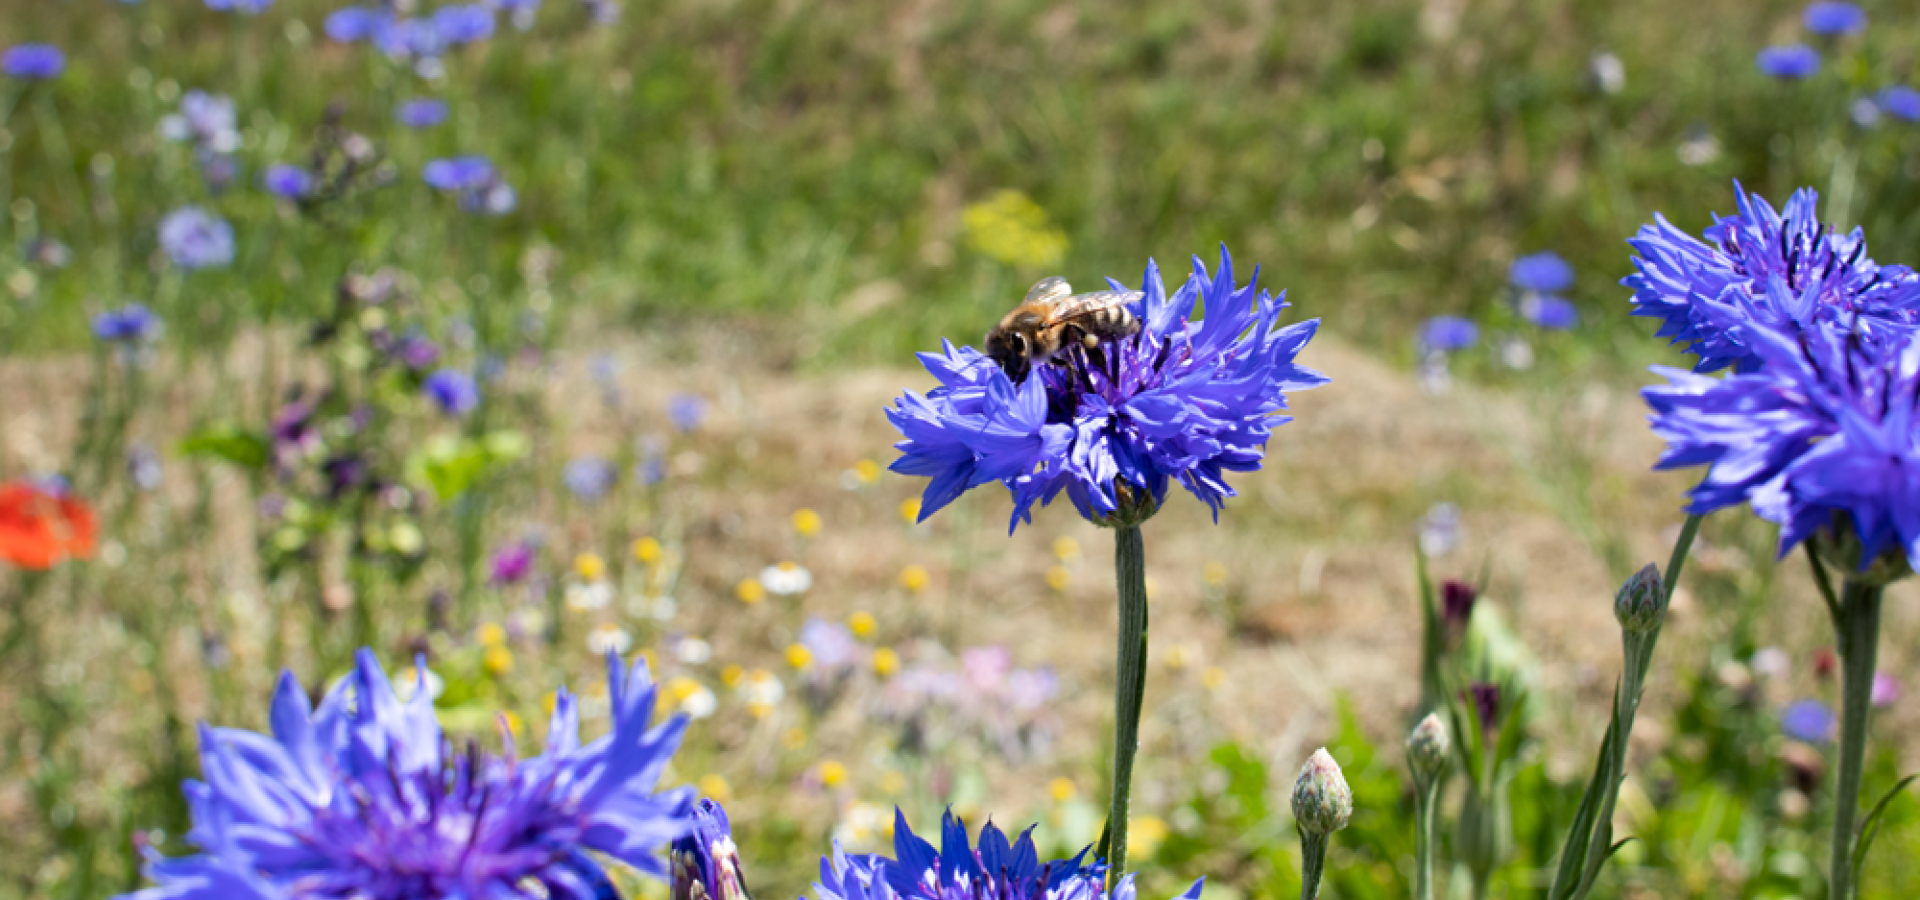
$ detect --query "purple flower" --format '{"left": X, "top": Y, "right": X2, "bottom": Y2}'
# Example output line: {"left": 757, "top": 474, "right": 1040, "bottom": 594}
{"left": 1509, "top": 252, "right": 1574, "bottom": 294}
{"left": 433, "top": 5, "right": 496, "bottom": 44}
{"left": 564, "top": 456, "right": 617, "bottom": 501}
{"left": 91, "top": 304, "right": 161, "bottom": 343}
{"left": 489, "top": 541, "right": 536, "bottom": 586}
{"left": 1419, "top": 316, "right": 1478, "bottom": 353}
{"left": 324, "top": 7, "right": 394, "bottom": 42}
{"left": 422, "top": 368, "right": 480, "bottom": 417}
{"left": 1757, "top": 45, "right": 1820, "bottom": 80}
{"left": 204, "top": 0, "right": 273, "bottom": 12}
{"left": 1782, "top": 698, "right": 1836, "bottom": 743}
{"left": 1466, "top": 682, "right": 1501, "bottom": 734}
{"left": 1520, "top": 294, "right": 1579, "bottom": 330}
{"left": 424, "top": 156, "right": 495, "bottom": 191}
{"left": 395, "top": 334, "right": 441, "bottom": 370}
{"left": 1804, "top": 2, "right": 1866, "bottom": 36}
{"left": 888, "top": 248, "right": 1327, "bottom": 531}
{"left": 1872, "top": 672, "right": 1901, "bottom": 707}
{"left": 117, "top": 650, "right": 693, "bottom": 900}
{"left": 799, "top": 618, "right": 861, "bottom": 673}
{"left": 1625, "top": 182, "right": 1920, "bottom": 373}
{"left": 262, "top": 163, "right": 314, "bottom": 199}
{"left": 1440, "top": 580, "right": 1476, "bottom": 638}
{"left": 672, "top": 799, "right": 748, "bottom": 900}
{"left": 669, "top": 393, "right": 707, "bottom": 432}
{"left": 396, "top": 98, "right": 449, "bottom": 128}
{"left": 1645, "top": 319, "right": 1920, "bottom": 570}
{"left": 157, "top": 207, "right": 235, "bottom": 270}
{"left": 1880, "top": 86, "right": 1920, "bottom": 123}
{"left": 3, "top": 44, "right": 65, "bottom": 80}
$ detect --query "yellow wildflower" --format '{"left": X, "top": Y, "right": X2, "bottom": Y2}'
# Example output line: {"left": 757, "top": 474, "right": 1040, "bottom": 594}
{"left": 1202, "top": 666, "right": 1229, "bottom": 691}
{"left": 483, "top": 645, "right": 514, "bottom": 676}
{"left": 818, "top": 759, "right": 848, "bottom": 788}
{"left": 735, "top": 578, "right": 765, "bottom": 604}
{"left": 785, "top": 644, "right": 813, "bottom": 670}
{"left": 853, "top": 459, "right": 881, "bottom": 484}
{"left": 792, "top": 508, "right": 822, "bottom": 537}
{"left": 574, "top": 552, "right": 606, "bottom": 582}
{"left": 1202, "top": 560, "right": 1229, "bottom": 588}
{"left": 872, "top": 647, "right": 901, "bottom": 678}
{"left": 632, "top": 536, "right": 663, "bottom": 564}
{"left": 697, "top": 774, "right": 732, "bottom": 802}
{"left": 1130, "top": 815, "right": 1170, "bottom": 859}
{"left": 848, "top": 611, "right": 878, "bottom": 638}
{"left": 1046, "top": 566, "right": 1071, "bottom": 592}
{"left": 961, "top": 190, "right": 1068, "bottom": 270}
{"left": 781, "top": 726, "right": 807, "bottom": 749}
{"left": 1049, "top": 777, "right": 1077, "bottom": 802}
{"left": 880, "top": 770, "right": 908, "bottom": 795}
{"left": 899, "top": 498, "right": 921, "bottom": 524}
{"left": 1052, "top": 536, "right": 1080, "bottom": 561}
{"left": 476, "top": 622, "right": 507, "bottom": 647}
{"left": 898, "top": 564, "right": 931, "bottom": 594}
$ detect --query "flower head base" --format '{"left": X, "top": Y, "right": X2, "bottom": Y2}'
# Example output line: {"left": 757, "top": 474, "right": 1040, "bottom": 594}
{"left": 1290, "top": 748, "right": 1353, "bottom": 837}
{"left": 1626, "top": 182, "right": 1920, "bottom": 373}
{"left": 673, "top": 799, "right": 750, "bottom": 900}
{"left": 1612, "top": 563, "right": 1666, "bottom": 634}
{"left": 120, "top": 649, "right": 693, "bottom": 900}
{"left": 888, "top": 248, "right": 1325, "bottom": 532}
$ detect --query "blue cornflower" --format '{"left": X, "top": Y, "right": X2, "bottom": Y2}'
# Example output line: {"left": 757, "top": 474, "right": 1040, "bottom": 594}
{"left": 424, "top": 156, "right": 494, "bottom": 191}
{"left": 397, "top": 98, "right": 449, "bottom": 128}
{"left": 1804, "top": 2, "right": 1866, "bottom": 36}
{"left": 324, "top": 7, "right": 391, "bottom": 41}
{"left": 1520, "top": 295, "right": 1579, "bottom": 330}
{"left": 671, "top": 799, "right": 749, "bottom": 900}
{"left": 1757, "top": 45, "right": 1820, "bottom": 80}
{"left": 91, "top": 304, "right": 161, "bottom": 343}
{"left": 376, "top": 18, "right": 447, "bottom": 59}
{"left": 117, "top": 650, "right": 693, "bottom": 900}
{"left": 204, "top": 0, "right": 273, "bottom": 12}
{"left": 1645, "top": 319, "right": 1920, "bottom": 571}
{"left": 262, "top": 163, "right": 314, "bottom": 199}
{"left": 493, "top": 0, "right": 542, "bottom": 31}
{"left": 1509, "top": 252, "right": 1574, "bottom": 294}
{"left": 888, "top": 248, "right": 1326, "bottom": 530}
{"left": 1782, "top": 699, "right": 1836, "bottom": 743}
{"left": 1626, "top": 183, "right": 1920, "bottom": 373}
{"left": 1880, "top": 86, "right": 1920, "bottom": 123}
{"left": 422, "top": 368, "right": 480, "bottom": 416}
{"left": 157, "top": 207, "right": 235, "bottom": 270}
{"left": 3, "top": 44, "right": 65, "bottom": 80}
{"left": 670, "top": 393, "right": 707, "bottom": 432}
{"left": 565, "top": 456, "right": 618, "bottom": 501}
{"left": 812, "top": 810, "right": 1202, "bottom": 900}
{"left": 433, "top": 4, "right": 496, "bottom": 44}
{"left": 1419, "top": 315, "right": 1479, "bottom": 353}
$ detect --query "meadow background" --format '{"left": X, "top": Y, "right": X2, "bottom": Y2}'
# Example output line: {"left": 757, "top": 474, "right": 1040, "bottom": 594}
{"left": 3, "top": 0, "right": 1920, "bottom": 898}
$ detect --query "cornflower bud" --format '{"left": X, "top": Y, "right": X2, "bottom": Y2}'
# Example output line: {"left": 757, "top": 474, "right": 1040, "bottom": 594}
{"left": 1613, "top": 563, "right": 1666, "bottom": 634}
{"left": 1291, "top": 747, "right": 1354, "bottom": 836}
{"left": 1406, "top": 713, "right": 1450, "bottom": 781}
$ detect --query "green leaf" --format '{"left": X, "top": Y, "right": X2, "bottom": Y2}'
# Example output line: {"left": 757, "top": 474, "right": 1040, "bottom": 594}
{"left": 177, "top": 423, "right": 271, "bottom": 469}
{"left": 1853, "top": 773, "right": 1920, "bottom": 880}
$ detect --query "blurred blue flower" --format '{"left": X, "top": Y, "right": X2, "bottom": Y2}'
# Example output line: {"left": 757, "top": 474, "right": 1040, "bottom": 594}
{"left": 116, "top": 650, "right": 692, "bottom": 900}
{"left": 433, "top": 4, "right": 496, "bottom": 44}
{"left": 493, "top": 0, "right": 542, "bottom": 31}
{"left": 1519, "top": 295, "right": 1579, "bottom": 330}
{"left": 128, "top": 445, "right": 164, "bottom": 491}
{"left": 204, "top": 0, "right": 273, "bottom": 12}
{"left": 1626, "top": 182, "right": 1920, "bottom": 373}
{"left": 888, "top": 248, "right": 1326, "bottom": 530}
{"left": 1880, "top": 86, "right": 1920, "bottom": 123}
{"left": 261, "top": 163, "right": 314, "bottom": 199}
{"left": 157, "top": 207, "right": 235, "bottom": 270}
{"left": 671, "top": 799, "right": 748, "bottom": 900}
{"left": 1645, "top": 319, "right": 1920, "bottom": 570}
{"left": 1756, "top": 45, "right": 1820, "bottom": 80}
{"left": 91, "top": 304, "right": 161, "bottom": 343}
{"left": 422, "top": 368, "right": 480, "bottom": 417}
{"left": 1803, "top": 2, "right": 1866, "bottom": 36}
{"left": 636, "top": 453, "right": 666, "bottom": 486}
{"left": 1782, "top": 699, "right": 1836, "bottom": 743}
{"left": 396, "top": 97, "right": 449, "bottom": 128}
{"left": 1419, "top": 315, "right": 1478, "bottom": 353}
{"left": 376, "top": 18, "right": 447, "bottom": 59}
{"left": 1508, "top": 251, "right": 1574, "bottom": 294}
{"left": 424, "top": 156, "right": 494, "bottom": 191}
{"left": 3, "top": 44, "right": 65, "bottom": 80}
{"left": 670, "top": 393, "right": 707, "bottom": 432}
{"left": 565, "top": 456, "right": 617, "bottom": 501}
{"left": 324, "top": 7, "right": 393, "bottom": 42}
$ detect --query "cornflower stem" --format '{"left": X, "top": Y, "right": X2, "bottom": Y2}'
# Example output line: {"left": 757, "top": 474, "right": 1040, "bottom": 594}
{"left": 1412, "top": 773, "right": 1442, "bottom": 900}
{"left": 1828, "top": 578, "right": 1884, "bottom": 900}
{"left": 1106, "top": 524, "right": 1150, "bottom": 891}
{"left": 1298, "top": 831, "right": 1330, "bottom": 900}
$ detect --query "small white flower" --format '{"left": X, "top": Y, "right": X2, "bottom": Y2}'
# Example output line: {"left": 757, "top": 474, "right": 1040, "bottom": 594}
{"left": 587, "top": 624, "right": 632, "bottom": 655}
{"left": 1752, "top": 647, "right": 1792, "bottom": 679}
{"left": 679, "top": 685, "right": 717, "bottom": 719}
{"left": 648, "top": 595, "right": 679, "bottom": 621}
{"left": 566, "top": 581, "right": 614, "bottom": 611}
{"left": 675, "top": 636, "right": 712, "bottom": 665}
{"left": 760, "top": 562, "right": 813, "bottom": 596}
{"left": 739, "top": 670, "right": 786, "bottom": 708}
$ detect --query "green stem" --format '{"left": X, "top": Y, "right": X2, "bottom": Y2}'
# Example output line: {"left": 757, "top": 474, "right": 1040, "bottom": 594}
{"left": 1828, "top": 578, "right": 1884, "bottom": 900}
{"left": 1413, "top": 777, "right": 1441, "bottom": 900}
{"left": 1106, "top": 524, "right": 1149, "bottom": 890}
{"left": 1298, "top": 831, "right": 1329, "bottom": 900}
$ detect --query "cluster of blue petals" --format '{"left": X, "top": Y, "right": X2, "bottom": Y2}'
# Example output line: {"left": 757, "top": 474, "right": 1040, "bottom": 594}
{"left": 1626, "top": 182, "right": 1920, "bottom": 373}
{"left": 120, "top": 650, "right": 692, "bottom": 900}
{"left": 888, "top": 248, "right": 1326, "bottom": 531}
{"left": 812, "top": 811, "right": 1201, "bottom": 900}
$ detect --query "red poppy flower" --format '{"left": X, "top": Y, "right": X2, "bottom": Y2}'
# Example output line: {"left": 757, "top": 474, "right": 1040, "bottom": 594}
{"left": 0, "top": 482, "right": 97, "bottom": 570}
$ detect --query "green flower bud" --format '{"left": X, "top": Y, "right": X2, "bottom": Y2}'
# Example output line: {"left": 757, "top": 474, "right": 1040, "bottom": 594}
{"left": 1291, "top": 747, "right": 1353, "bottom": 836}
{"left": 1612, "top": 563, "right": 1666, "bottom": 634}
{"left": 1406, "top": 713, "right": 1450, "bottom": 781}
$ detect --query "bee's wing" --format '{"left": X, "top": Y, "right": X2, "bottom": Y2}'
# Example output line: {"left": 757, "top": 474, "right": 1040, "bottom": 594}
{"left": 1023, "top": 277, "right": 1072, "bottom": 306}
{"left": 1041, "top": 290, "right": 1142, "bottom": 326}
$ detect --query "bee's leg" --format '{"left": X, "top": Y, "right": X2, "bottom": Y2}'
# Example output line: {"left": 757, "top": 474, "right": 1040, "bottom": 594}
{"left": 1085, "top": 341, "right": 1110, "bottom": 375}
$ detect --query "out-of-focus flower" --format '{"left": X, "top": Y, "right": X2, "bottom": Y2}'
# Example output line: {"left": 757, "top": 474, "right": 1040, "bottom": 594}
{"left": 1440, "top": 580, "right": 1476, "bottom": 641}
{"left": 92, "top": 304, "right": 161, "bottom": 343}
{"left": 734, "top": 579, "right": 765, "bottom": 604}
{"left": 1757, "top": 45, "right": 1820, "bottom": 80}
{"left": 588, "top": 623, "right": 633, "bottom": 655}
{"left": 489, "top": 541, "right": 535, "bottom": 586}
{"left": 696, "top": 775, "right": 731, "bottom": 803}
{"left": 564, "top": 456, "right": 617, "bottom": 501}
{"left": 483, "top": 644, "right": 513, "bottom": 675}
{"left": 1519, "top": 295, "right": 1578, "bottom": 330}
{"left": 262, "top": 163, "right": 315, "bottom": 199}
{"left": 477, "top": 622, "right": 507, "bottom": 646}
{"left": 204, "top": 0, "right": 273, "bottom": 13}
{"left": 670, "top": 393, "right": 707, "bottom": 432}
{"left": 1509, "top": 252, "right": 1574, "bottom": 294}
{"left": 962, "top": 190, "right": 1068, "bottom": 270}
{"left": 3, "top": 44, "right": 65, "bottom": 80}
{"left": 1419, "top": 502, "right": 1461, "bottom": 557}
{"left": 672, "top": 799, "right": 749, "bottom": 900}
{"left": 675, "top": 637, "right": 712, "bottom": 665}
{"left": 1419, "top": 316, "right": 1478, "bottom": 353}
{"left": 128, "top": 445, "right": 164, "bottom": 491}
{"left": 1677, "top": 125, "right": 1720, "bottom": 167}
{"left": 1049, "top": 777, "right": 1077, "bottom": 802}
{"left": 872, "top": 647, "right": 900, "bottom": 677}
{"left": 1782, "top": 699, "right": 1836, "bottom": 743}
{"left": 396, "top": 98, "right": 449, "bottom": 128}
{"left": 1751, "top": 647, "right": 1791, "bottom": 679}
{"left": 739, "top": 669, "right": 784, "bottom": 716}
{"left": 0, "top": 481, "right": 97, "bottom": 569}
{"left": 424, "top": 156, "right": 494, "bottom": 191}
{"left": 899, "top": 498, "right": 922, "bottom": 524}
{"left": 1880, "top": 86, "right": 1920, "bottom": 123}
{"left": 117, "top": 651, "right": 692, "bottom": 900}
{"left": 817, "top": 760, "right": 849, "bottom": 788}
{"left": 1627, "top": 183, "right": 1920, "bottom": 373}
{"left": 848, "top": 611, "right": 878, "bottom": 638}
{"left": 898, "top": 565, "right": 930, "bottom": 593}
{"left": 792, "top": 508, "right": 822, "bottom": 537}
{"left": 889, "top": 249, "right": 1325, "bottom": 530}
{"left": 1814, "top": 648, "right": 1838, "bottom": 679}
{"left": 633, "top": 536, "right": 664, "bottom": 564}
{"left": 1804, "top": 2, "right": 1866, "bottom": 36}
{"left": 1872, "top": 672, "right": 1901, "bottom": 707}
{"left": 574, "top": 551, "right": 607, "bottom": 582}
{"left": 1406, "top": 714, "right": 1450, "bottom": 780}
{"left": 324, "top": 7, "right": 394, "bottom": 42}
{"left": 493, "top": 0, "right": 542, "bottom": 30}
{"left": 422, "top": 368, "right": 480, "bottom": 417}
{"left": 761, "top": 561, "right": 812, "bottom": 595}
{"left": 158, "top": 207, "right": 235, "bottom": 270}
{"left": 1465, "top": 682, "right": 1502, "bottom": 735}
{"left": 799, "top": 618, "right": 861, "bottom": 673}
{"left": 1588, "top": 52, "right": 1625, "bottom": 95}
{"left": 25, "top": 236, "right": 71, "bottom": 268}
{"left": 433, "top": 5, "right": 496, "bottom": 44}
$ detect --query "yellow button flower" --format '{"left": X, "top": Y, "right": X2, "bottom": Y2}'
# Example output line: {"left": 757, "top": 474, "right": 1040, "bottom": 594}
{"left": 848, "top": 611, "right": 878, "bottom": 638}
{"left": 785, "top": 644, "right": 813, "bottom": 669}
{"left": 1202, "top": 560, "right": 1229, "bottom": 588}
{"left": 735, "top": 578, "right": 765, "bottom": 604}
{"left": 483, "top": 644, "right": 514, "bottom": 676}
{"left": 1202, "top": 666, "right": 1229, "bottom": 691}
{"left": 697, "top": 773, "right": 732, "bottom": 802}
{"left": 1046, "top": 566, "right": 1071, "bottom": 592}
{"left": 792, "top": 508, "right": 822, "bottom": 537}
{"left": 898, "top": 565, "right": 930, "bottom": 594}
{"left": 720, "top": 664, "right": 745, "bottom": 687}
{"left": 632, "top": 536, "right": 663, "bottom": 564}
{"left": 1052, "top": 536, "right": 1080, "bottom": 561}
{"left": 899, "top": 498, "right": 921, "bottom": 524}
{"left": 872, "top": 647, "right": 901, "bottom": 678}
{"left": 818, "top": 759, "right": 848, "bottom": 788}
{"left": 853, "top": 459, "right": 881, "bottom": 484}
{"left": 476, "top": 622, "right": 507, "bottom": 647}
{"left": 574, "top": 552, "right": 606, "bottom": 582}
{"left": 1049, "top": 776, "right": 1077, "bottom": 802}
{"left": 1130, "top": 815, "right": 1169, "bottom": 858}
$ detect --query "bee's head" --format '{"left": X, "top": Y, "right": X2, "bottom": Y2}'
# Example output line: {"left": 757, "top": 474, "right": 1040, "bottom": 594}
{"left": 984, "top": 329, "right": 1032, "bottom": 381}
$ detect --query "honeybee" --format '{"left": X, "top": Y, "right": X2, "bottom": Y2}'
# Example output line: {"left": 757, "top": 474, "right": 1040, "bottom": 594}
{"left": 984, "top": 276, "right": 1143, "bottom": 381}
